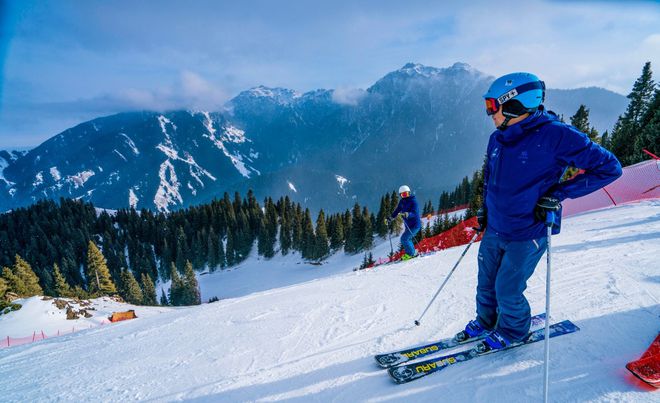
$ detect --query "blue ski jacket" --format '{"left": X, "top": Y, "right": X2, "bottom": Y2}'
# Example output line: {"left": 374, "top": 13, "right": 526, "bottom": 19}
{"left": 391, "top": 195, "right": 422, "bottom": 231}
{"left": 483, "top": 106, "right": 622, "bottom": 241}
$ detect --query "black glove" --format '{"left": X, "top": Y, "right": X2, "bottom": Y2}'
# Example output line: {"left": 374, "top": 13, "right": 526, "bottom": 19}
{"left": 534, "top": 196, "right": 561, "bottom": 223}
{"left": 474, "top": 207, "right": 487, "bottom": 232}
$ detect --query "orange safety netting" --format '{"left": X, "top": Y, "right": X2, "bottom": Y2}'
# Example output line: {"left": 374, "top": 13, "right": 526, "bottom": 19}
{"left": 1, "top": 320, "right": 112, "bottom": 349}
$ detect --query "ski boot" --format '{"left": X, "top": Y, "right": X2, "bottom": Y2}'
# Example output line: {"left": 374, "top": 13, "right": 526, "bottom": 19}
{"left": 455, "top": 319, "right": 488, "bottom": 343}
{"left": 475, "top": 330, "right": 515, "bottom": 354}
{"left": 400, "top": 253, "right": 418, "bottom": 261}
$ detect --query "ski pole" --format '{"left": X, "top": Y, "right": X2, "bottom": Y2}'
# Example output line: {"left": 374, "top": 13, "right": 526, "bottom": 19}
{"left": 543, "top": 211, "right": 555, "bottom": 403}
{"left": 414, "top": 230, "right": 480, "bottom": 326}
{"left": 387, "top": 224, "right": 394, "bottom": 258}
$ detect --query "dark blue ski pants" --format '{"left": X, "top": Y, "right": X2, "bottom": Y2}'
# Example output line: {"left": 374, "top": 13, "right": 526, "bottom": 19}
{"left": 475, "top": 230, "right": 547, "bottom": 342}
{"left": 400, "top": 225, "right": 420, "bottom": 256}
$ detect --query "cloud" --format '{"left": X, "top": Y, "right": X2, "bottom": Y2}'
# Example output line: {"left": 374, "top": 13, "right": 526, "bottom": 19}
{"left": 331, "top": 87, "right": 367, "bottom": 106}
{"left": 179, "top": 71, "right": 228, "bottom": 109}
{"left": 35, "top": 71, "right": 231, "bottom": 114}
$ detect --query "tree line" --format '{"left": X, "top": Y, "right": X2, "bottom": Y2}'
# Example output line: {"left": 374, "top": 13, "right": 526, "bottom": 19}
{"left": 0, "top": 179, "right": 478, "bottom": 306}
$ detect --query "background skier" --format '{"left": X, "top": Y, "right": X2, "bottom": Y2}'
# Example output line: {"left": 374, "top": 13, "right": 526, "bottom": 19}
{"left": 389, "top": 185, "right": 421, "bottom": 260}
{"left": 456, "top": 72, "right": 622, "bottom": 351}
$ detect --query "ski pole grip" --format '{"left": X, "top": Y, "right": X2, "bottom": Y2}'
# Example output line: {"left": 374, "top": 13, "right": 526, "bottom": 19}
{"left": 545, "top": 211, "right": 555, "bottom": 228}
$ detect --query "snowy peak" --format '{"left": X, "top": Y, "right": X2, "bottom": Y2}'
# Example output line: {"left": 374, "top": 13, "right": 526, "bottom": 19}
{"left": 369, "top": 62, "right": 491, "bottom": 95}
{"left": 237, "top": 85, "right": 302, "bottom": 105}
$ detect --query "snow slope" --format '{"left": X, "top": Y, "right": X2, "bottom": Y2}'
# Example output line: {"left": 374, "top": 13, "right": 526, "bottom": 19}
{"left": 0, "top": 201, "right": 658, "bottom": 402}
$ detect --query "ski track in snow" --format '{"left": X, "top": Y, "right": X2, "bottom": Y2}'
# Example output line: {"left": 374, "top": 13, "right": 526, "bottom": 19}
{"left": 0, "top": 201, "right": 658, "bottom": 402}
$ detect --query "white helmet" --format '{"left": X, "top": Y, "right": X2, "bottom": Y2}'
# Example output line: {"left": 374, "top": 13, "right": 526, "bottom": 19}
{"left": 398, "top": 185, "right": 411, "bottom": 195}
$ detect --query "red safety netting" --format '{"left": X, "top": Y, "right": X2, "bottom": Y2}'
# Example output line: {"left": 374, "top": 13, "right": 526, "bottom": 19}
{"left": 1, "top": 320, "right": 112, "bottom": 349}
{"left": 563, "top": 159, "right": 660, "bottom": 216}
{"left": 371, "top": 217, "right": 482, "bottom": 267}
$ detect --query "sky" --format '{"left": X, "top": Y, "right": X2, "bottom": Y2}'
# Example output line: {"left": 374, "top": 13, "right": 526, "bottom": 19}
{"left": 0, "top": 0, "right": 659, "bottom": 149}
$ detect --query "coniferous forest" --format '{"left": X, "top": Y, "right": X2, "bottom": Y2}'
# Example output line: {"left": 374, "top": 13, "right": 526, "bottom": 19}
{"left": 0, "top": 178, "right": 478, "bottom": 306}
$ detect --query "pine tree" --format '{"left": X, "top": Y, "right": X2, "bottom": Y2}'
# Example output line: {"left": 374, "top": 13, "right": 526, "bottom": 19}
{"left": 86, "top": 241, "right": 117, "bottom": 296}
{"left": 466, "top": 168, "right": 484, "bottom": 218}
{"left": 279, "top": 215, "right": 292, "bottom": 256}
{"left": 225, "top": 229, "right": 236, "bottom": 267}
{"left": 563, "top": 105, "right": 601, "bottom": 179}
{"left": 120, "top": 269, "right": 143, "bottom": 305}
{"left": 341, "top": 210, "right": 352, "bottom": 247}
{"left": 13, "top": 255, "right": 43, "bottom": 296}
{"left": 53, "top": 263, "right": 73, "bottom": 298}
{"left": 0, "top": 277, "right": 7, "bottom": 299}
{"left": 375, "top": 196, "right": 389, "bottom": 238}
{"left": 326, "top": 214, "right": 341, "bottom": 250}
{"left": 315, "top": 210, "right": 330, "bottom": 260}
{"left": 345, "top": 203, "right": 363, "bottom": 254}
{"left": 181, "top": 260, "right": 201, "bottom": 305}
{"left": 168, "top": 262, "right": 184, "bottom": 306}
{"left": 610, "top": 62, "right": 656, "bottom": 165}
{"left": 175, "top": 226, "right": 188, "bottom": 271}
{"left": 292, "top": 205, "right": 303, "bottom": 252}
{"left": 207, "top": 229, "right": 219, "bottom": 271}
{"left": 257, "top": 218, "right": 275, "bottom": 258}
{"left": 362, "top": 207, "right": 374, "bottom": 250}
{"left": 301, "top": 209, "right": 316, "bottom": 259}
{"left": 1, "top": 266, "right": 25, "bottom": 296}
{"left": 636, "top": 87, "right": 660, "bottom": 159}
{"left": 140, "top": 273, "right": 157, "bottom": 306}
{"left": 424, "top": 222, "right": 432, "bottom": 239}
{"left": 389, "top": 191, "right": 402, "bottom": 236}
{"left": 601, "top": 130, "right": 611, "bottom": 150}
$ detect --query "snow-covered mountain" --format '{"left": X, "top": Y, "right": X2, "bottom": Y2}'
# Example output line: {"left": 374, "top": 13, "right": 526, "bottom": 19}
{"left": 0, "top": 63, "right": 628, "bottom": 213}
{"left": 1, "top": 200, "right": 657, "bottom": 401}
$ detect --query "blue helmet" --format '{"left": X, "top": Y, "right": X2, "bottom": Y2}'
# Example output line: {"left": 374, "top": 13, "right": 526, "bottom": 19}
{"left": 484, "top": 72, "right": 545, "bottom": 116}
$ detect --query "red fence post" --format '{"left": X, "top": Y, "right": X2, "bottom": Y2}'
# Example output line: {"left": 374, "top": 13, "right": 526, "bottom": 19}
{"left": 643, "top": 149, "right": 660, "bottom": 160}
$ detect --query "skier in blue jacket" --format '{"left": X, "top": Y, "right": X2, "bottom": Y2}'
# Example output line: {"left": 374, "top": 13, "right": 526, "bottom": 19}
{"left": 456, "top": 72, "right": 622, "bottom": 352}
{"left": 389, "top": 185, "right": 421, "bottom": 260}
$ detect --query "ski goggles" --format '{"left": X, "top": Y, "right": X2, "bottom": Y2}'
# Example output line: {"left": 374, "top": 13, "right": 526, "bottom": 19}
{"left": 400, "top": 191, "right": 410, "bottom": 198}
{"left": 485, "top": 98, "right": 500, "bottom": 116}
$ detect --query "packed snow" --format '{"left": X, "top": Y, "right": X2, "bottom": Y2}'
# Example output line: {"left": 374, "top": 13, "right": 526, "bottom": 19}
{"left": 0, "top": 201, "right": 658, "bottom": 402}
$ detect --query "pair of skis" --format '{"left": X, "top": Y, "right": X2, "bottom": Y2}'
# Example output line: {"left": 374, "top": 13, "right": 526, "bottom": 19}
{"left": 374, "top": 314, "right": 580, "bottom": 384}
